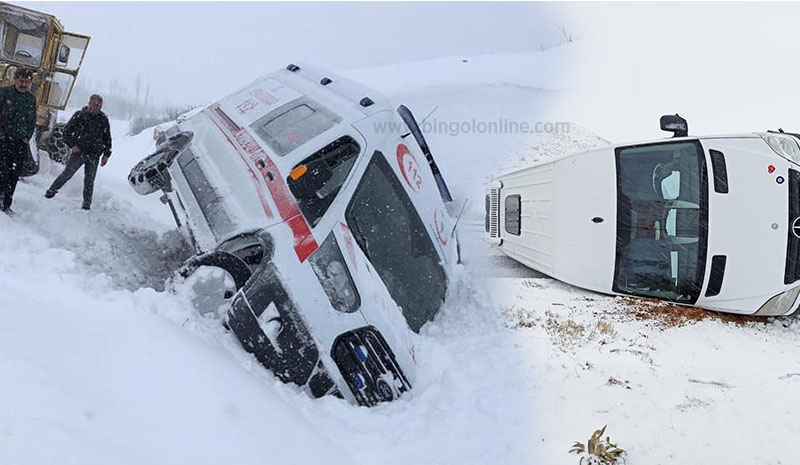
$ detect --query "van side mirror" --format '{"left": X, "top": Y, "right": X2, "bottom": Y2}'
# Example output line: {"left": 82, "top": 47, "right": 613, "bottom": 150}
{"left": 660, "top": 114, "right": 688, "bottom": 138}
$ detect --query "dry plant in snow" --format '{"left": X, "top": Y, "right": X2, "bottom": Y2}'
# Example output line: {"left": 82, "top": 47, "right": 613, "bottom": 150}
{"left": 569, "top": 425, "right": 625, "bottom": 465}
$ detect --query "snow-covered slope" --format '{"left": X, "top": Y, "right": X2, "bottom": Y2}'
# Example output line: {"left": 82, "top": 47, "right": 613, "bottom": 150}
{"left": 0, "top": 48, "right": 574, "bottom": 465}
{"left": 343, "top": 45, "right": 579, "bottom": 218}
{"left": 0, "top": 212, "right": 350, "bottom": 465}
{"left": 8, "top": 42, "right": 791, "bottom": 465}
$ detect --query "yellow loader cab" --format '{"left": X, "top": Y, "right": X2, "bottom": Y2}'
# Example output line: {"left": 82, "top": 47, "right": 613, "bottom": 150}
{"left": 0, "top": 2, "right": 89, "bottom": 161}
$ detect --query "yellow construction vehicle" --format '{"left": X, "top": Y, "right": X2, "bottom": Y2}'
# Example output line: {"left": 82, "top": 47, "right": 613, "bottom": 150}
{"left": 0, "top": 2, "right": 89, "bottom": 161}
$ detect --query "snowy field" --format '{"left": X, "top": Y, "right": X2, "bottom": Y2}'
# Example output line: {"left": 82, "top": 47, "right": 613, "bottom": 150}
{"left": 493, "top": 278, "right": 800, "bottom": 465}
{"left": 3, "top": 42, "right": 798, "bottom": 465}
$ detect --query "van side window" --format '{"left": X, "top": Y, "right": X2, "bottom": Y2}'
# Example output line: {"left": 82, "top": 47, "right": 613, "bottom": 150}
{"left": 345, "top": 152, "right": 447, "bottom": 333}
{"left": 251, "top": 98, "right": 340, "bottom": 157}
{"left": 505, "top": 195, "right": 521, "bottom": 235}
{"left": 287, "top": 136, "right": 360, "bottom": 227}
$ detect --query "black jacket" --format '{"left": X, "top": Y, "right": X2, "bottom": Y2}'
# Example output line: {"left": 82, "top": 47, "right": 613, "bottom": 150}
{"left": 64, "top": 106, "right": 112, "bottom": 157}
{"left": 0, "top": 85, "right": 36, "bottom": 141}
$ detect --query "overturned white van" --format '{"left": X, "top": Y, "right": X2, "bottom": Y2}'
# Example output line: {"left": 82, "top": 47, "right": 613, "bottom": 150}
{"left": 129, "top": 64, "right": 459, "bottom": 406}
{"left": 487, "top": 115, "right": 800, "bottom": 316}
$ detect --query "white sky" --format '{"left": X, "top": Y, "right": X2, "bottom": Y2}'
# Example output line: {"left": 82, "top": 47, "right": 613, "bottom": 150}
{"left": 559, "top": 2, "right": 800, "bottom": 141}
{"left": 23, "top": 1, "right": 563, "bottom": 107}
{"left": 19, "top": 2, "right": 800, "bottom": 140}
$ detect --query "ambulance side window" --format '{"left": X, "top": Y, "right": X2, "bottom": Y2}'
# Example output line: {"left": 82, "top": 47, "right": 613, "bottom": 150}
{"left": 287, "top": 136, "right": 360, "bottom": 227}
{"left": 251, "top": 98, "right": 340, "bottom": 157}
{"left": 345, "top": 152, "right": 447, "bottom": 333}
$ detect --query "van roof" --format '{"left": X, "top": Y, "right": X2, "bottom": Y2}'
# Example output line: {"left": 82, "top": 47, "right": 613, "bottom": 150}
{"left": 202, "top": 62, "right": 395, "bottom": 141}
{"left": 268, "top": 62, "right": 393, "bottom": 119}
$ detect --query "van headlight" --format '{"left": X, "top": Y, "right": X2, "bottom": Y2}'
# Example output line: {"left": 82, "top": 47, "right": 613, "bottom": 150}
{"left": 759, "top": 133, "right": 800, "bottom": 164}
{"left": 754, "top": 287, "right": 800, "bottom": 316}
{"left": 309, "top": 233, "right": 360, "bottom": 313}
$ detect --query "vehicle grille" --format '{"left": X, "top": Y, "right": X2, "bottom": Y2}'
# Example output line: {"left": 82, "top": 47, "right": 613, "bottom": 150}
{"left": 331, "top": 327, "right": 411, "bottom": 407}
{"left": 785, "top": 169, "right": 800, "bottom": 284}
{"left": 488, "top": 188, "right": 500, "bottom": 238}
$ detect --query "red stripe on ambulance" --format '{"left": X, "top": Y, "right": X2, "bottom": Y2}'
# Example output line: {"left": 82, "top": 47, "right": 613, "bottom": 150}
{"left": 204, "top": 104, "right": 318, "bottom": 262}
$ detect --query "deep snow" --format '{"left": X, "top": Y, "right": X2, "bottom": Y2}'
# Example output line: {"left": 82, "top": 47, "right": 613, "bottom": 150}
{"left": 3, "top": 42, "right": 797, "bottom": 465}
{"left": 0, "top": 49, "right": 572, "bottom": 465}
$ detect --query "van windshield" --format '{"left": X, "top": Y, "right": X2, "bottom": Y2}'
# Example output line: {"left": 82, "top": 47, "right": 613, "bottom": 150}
{"left": 345, "top": 152, "right": 447, "bottom": 332}
{"left": 613, "top": 140, "right": 708, "bottom": 303}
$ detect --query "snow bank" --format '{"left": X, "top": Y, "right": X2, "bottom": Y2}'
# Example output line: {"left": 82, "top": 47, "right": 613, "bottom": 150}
{"left": 0, "top": 199, "right": 350, "bottom": 465}
{"left": 344, "top": 45, "right": 580, "bottom": 96}
{"left": 1, "top": 48, "right": 573, "bottom": 465}
{"left": 342, "top": 47, "right": 578, "bottom": 219}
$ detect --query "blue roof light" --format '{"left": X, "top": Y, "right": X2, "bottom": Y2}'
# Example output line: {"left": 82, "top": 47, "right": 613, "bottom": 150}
{"left": 286, "top": 64, "right": 301, "bottom": 72}
{"left": 320, "top": 77, "right": 332, "bottom": 85}
{"left": 360, "top": 97, "right": 374, "bottom": 107}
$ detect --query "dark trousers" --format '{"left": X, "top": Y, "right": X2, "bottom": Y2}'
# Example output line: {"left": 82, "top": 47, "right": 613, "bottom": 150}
{"left": 48, "top": 153, "right": 100, "bottom": 207}
{"left": 0, "top": 138, "right": 26, "bottom": 210}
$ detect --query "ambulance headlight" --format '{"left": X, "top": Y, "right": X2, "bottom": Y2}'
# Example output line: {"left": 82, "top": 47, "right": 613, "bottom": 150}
{"left": 309, "top": 234, "right": 360, "bottom": 313}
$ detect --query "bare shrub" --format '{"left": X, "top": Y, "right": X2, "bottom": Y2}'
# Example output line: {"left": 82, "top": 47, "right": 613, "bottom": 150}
{"left": 545, "top": 311, "right": 586, "bottom": 347}
{"left": 569, "top": 425, "right": 625, "bottom": 464}
{"left": 558, "top": 23, "right": 574, "bottom": 44}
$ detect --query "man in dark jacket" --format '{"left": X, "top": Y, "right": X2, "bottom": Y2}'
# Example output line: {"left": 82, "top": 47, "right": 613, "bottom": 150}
{"left": 0, "top": 68, "right": 36, "bottom": 215}
{"left": 45, "top": 94, "right": 112, "bottom": 210}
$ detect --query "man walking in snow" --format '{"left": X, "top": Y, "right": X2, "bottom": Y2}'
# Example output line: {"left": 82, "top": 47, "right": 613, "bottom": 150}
{"left": 0, "top": 68, "right": 36, "bottom": 215}
{"left": 45, "top": 94, "right": 112, "bottom": 210}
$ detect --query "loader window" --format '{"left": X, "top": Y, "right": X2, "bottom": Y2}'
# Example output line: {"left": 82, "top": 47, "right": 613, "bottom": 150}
{"left": 287, "top": 136, "right": 360, "bottom": 227}
{"left": 345, "top": 152, "right": 447, "bottom": 333}
{"left": 55, "top": 33, "right": 89, "bottom": 72}
{"left": 0, "top": 10, "right": 47, "bottom": 67}
{"left": 46, "top": 72, "right": 75, "bottom": 109}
